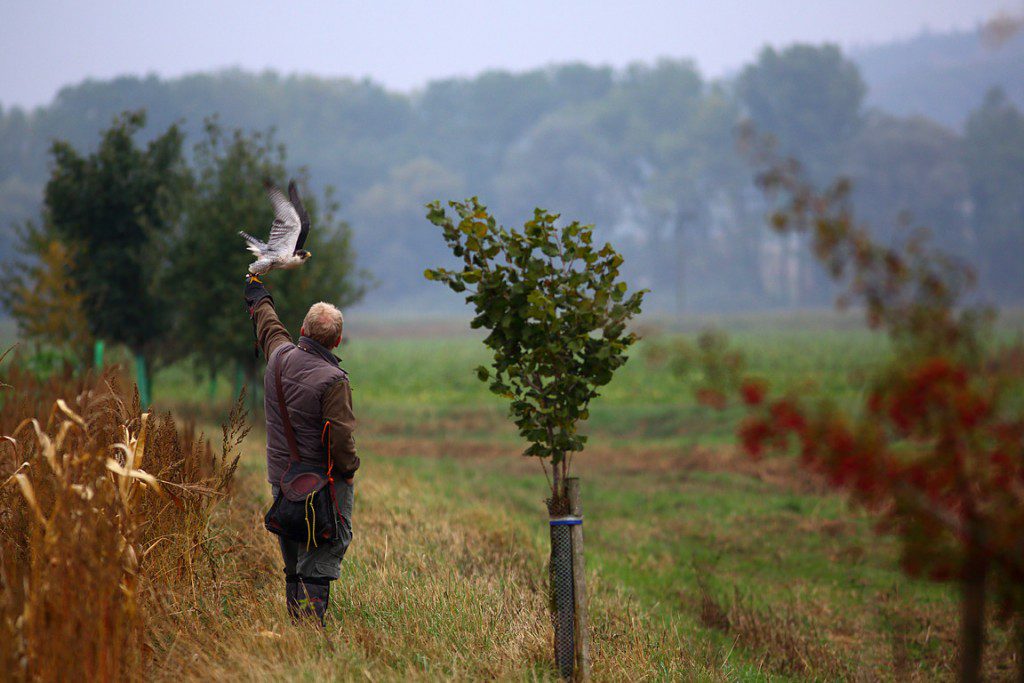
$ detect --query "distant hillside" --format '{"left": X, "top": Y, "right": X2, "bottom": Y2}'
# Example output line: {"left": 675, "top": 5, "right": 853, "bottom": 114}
{"left": 853, "top": 28, "right": 1024, "bottom": 128}
{"left": 2, "top": 28, "right": 1023, "bottom": 314}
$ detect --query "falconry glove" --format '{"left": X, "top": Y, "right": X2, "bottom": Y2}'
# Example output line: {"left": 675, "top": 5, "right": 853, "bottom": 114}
{"left": 245, "top": 274, "right": 274, "bottom": 313}
{"left": 245, "top": 274, "right": 273, "bottom": 359}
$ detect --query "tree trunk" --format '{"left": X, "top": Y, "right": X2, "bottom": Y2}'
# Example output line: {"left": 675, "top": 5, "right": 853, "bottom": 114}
{"left": 737, "top": 190, "right": 765, "bottom": 302}
{"left": 552, "top": 456, "right": 562, "bottom": 507}
{"left": 674, "top": 216, "right": 686, "bottom": 319}
{"left": 959, "top": 545, "right": 988, "bottom": 683}
{"left": 788, "top": 233, "right": 802, "bottom": 307}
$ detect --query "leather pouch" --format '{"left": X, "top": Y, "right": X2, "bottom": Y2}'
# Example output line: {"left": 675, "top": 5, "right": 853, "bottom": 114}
{"left": 264, "top": 462, "right": 341, "bottom": 545}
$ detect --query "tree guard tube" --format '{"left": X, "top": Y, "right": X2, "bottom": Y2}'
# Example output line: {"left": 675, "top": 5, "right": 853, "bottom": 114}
{"left": 549, "top": 515, "right": 581, "bottom": 680}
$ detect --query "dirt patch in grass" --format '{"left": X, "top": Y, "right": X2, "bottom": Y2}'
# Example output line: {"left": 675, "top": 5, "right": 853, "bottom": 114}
{"left": 684, "top": 574, "right": 1018, "bottom": 682}
{"left": 366, "top": 434, "right": 829, "bottom": 495}
{"left": 874, "top": 587, "right": 1019, "bottom": 682}
{"left": 693, "top": 578, "right": 855, "bottom": 680}
{"left": 370, "top": 407, "right": 509, "bottom": 438}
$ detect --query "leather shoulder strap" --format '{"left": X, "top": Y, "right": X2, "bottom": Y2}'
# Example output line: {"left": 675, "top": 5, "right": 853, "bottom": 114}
{"left": 274, "top": 357, "right": 302, "bottom": 462}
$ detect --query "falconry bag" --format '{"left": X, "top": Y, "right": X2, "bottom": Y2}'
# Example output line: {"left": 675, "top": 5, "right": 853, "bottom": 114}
{"left": 264, "top": 360, "right": 343, "bottom": 547}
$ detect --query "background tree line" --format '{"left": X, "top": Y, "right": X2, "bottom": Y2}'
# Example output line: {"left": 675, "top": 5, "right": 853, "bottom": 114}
{"left": 2, "top": 111, "right": 366, "bottom": 404}
{"left": 0, "top": 27, "right": 1022, "bottom": 314}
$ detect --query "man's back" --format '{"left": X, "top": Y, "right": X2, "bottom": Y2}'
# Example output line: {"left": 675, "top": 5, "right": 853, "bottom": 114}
{"left": 263, "top": 338, "right": 348, "bottom": 484}
{"left": 247, "top": 290, "right": 359, "bottom": 484}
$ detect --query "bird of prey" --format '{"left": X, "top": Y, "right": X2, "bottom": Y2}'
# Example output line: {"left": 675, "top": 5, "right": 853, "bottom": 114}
{"left": 240, "top": 179, "right": 312, "bottom": 276}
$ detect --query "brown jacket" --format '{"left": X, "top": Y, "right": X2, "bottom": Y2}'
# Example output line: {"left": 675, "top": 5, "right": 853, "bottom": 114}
{"left": 252, "top": 299, "right": 359, "bottom": 484}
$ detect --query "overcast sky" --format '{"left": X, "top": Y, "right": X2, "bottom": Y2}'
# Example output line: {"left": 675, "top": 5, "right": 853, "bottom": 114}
{"left": 0, "top": 0, "right": 1013, "bottom": 109}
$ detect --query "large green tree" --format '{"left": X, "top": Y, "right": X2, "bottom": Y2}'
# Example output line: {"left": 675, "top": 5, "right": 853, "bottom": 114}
{"left": 736, "top": 44, "right": 867, "bottom": 306}
{"left": 848, "top": 113, "right": 970, "bottom": 251}
{"left": 166, "top": 119, "right": 367, "bottom": 396}
{"left": 736, "top": 44, "right": 866, "bottom": 180}
{"left": 964, "top": 88, "right": 1024, "bottom": 302}
{"left": 351, "top": 157, "right": 462, "bottom": 304}
{"left": 642, "top": 86, "right": 752, "bottom": 313}
{"left": 494, "top": 106, "right": 624, "bottom": 231}
{"left": 44, "top": 110, "right": 188, "bottom": 403}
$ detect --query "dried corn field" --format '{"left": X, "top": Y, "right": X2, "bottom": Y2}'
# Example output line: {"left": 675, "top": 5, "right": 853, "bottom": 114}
{"left": 0, "top": 352, "right": 244, "bottom": 681}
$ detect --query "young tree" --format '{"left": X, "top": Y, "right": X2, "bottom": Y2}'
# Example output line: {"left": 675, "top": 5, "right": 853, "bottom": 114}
{"left": 425, "top": 199, "right": 643, "bottom": 678}
{"left": 424, "top": 199, "right": 645, "bottom": 506}
{"left": 43, "top": 110, "right": 189, "bottom": 405}
{"left": 687, "top": 135, "right": 1024, "bottom": 681}
{"left": 1, "top": 220, "right": 94, "bottom": 364}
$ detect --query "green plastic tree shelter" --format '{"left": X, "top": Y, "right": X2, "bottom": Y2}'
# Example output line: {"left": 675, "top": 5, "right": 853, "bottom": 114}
{"left": 93, "top": 340, "right": 105, "bottom": 368}
{"left": 134, "top": 354, "right": 151, "bottom": 409}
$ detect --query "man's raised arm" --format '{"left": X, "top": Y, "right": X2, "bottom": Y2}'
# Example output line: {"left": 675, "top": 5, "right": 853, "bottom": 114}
{"left": 244, "top": 276, "right": 292, "bottom": 358}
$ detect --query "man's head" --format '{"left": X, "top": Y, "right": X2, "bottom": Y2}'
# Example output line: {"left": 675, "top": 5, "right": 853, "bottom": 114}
{"left": 301, "top": 302, "right": 344, "bottom": 349}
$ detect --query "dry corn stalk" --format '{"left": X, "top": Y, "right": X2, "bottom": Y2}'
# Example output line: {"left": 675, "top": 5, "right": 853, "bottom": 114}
{"left": 0, "top": 363, "right": 245, "bottom": 682}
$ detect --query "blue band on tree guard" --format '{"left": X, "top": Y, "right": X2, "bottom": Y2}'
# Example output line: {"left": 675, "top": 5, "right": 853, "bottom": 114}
{"left": 549, "top": 516, "right": 583, "bottom": 526}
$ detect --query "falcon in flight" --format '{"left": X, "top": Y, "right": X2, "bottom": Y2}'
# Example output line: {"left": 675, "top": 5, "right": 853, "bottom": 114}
{"left": 240, "top": 179, "right": 312, "bottom": 276}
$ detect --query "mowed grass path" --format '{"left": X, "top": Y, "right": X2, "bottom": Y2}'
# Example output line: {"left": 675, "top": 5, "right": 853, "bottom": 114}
{"left": 154, "top": 431, "right": 698, "bottom": 681}
{"left": 152, "top": 324, "right": 1018, "bottom": 680}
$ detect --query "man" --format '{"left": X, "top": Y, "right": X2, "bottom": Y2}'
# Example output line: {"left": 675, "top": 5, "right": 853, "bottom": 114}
{"left": 244, "top": 274, "right": 358, "bottom": 627}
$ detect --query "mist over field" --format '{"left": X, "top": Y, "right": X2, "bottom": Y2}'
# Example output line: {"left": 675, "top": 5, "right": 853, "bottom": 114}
{"left": 1, "top": 25, "right": 1022, "bottom": 315}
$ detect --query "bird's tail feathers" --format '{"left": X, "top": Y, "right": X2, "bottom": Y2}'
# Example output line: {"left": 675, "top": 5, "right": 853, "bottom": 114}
{"left": 239, "top": 230, "right": 266, "bottom": 256}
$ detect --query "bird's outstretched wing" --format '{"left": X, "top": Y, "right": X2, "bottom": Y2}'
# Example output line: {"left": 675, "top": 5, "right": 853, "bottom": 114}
{"left": 263, "top": 180, "right": 301, "bottom": 253}
{"left": 288, "top": 180, "right": 311, "bottom": 251}
{"left": 239, "top": 230, "right": 267, "bottom": 256}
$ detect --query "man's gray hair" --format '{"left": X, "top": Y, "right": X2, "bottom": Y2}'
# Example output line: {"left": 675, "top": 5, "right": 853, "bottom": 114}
{"left": 302, "top": 302, "right": 344, "bottom": 347}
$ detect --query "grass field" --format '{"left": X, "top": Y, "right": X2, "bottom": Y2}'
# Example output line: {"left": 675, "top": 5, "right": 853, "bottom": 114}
{"left": 6, "top": 315, "right": 1021, "bottom": 679}
{"left": 142, "top": 317, "right": 1020, "bottom": 680}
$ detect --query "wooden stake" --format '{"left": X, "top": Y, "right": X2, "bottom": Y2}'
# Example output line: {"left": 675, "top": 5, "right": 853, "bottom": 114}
{"left": 567, "top": 478, "right": 591, "bottom": 682}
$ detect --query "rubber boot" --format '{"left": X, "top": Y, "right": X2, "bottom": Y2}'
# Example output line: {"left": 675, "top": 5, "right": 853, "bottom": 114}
{"left": 296, "top": 579, "right": 330, "bottom": 628}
